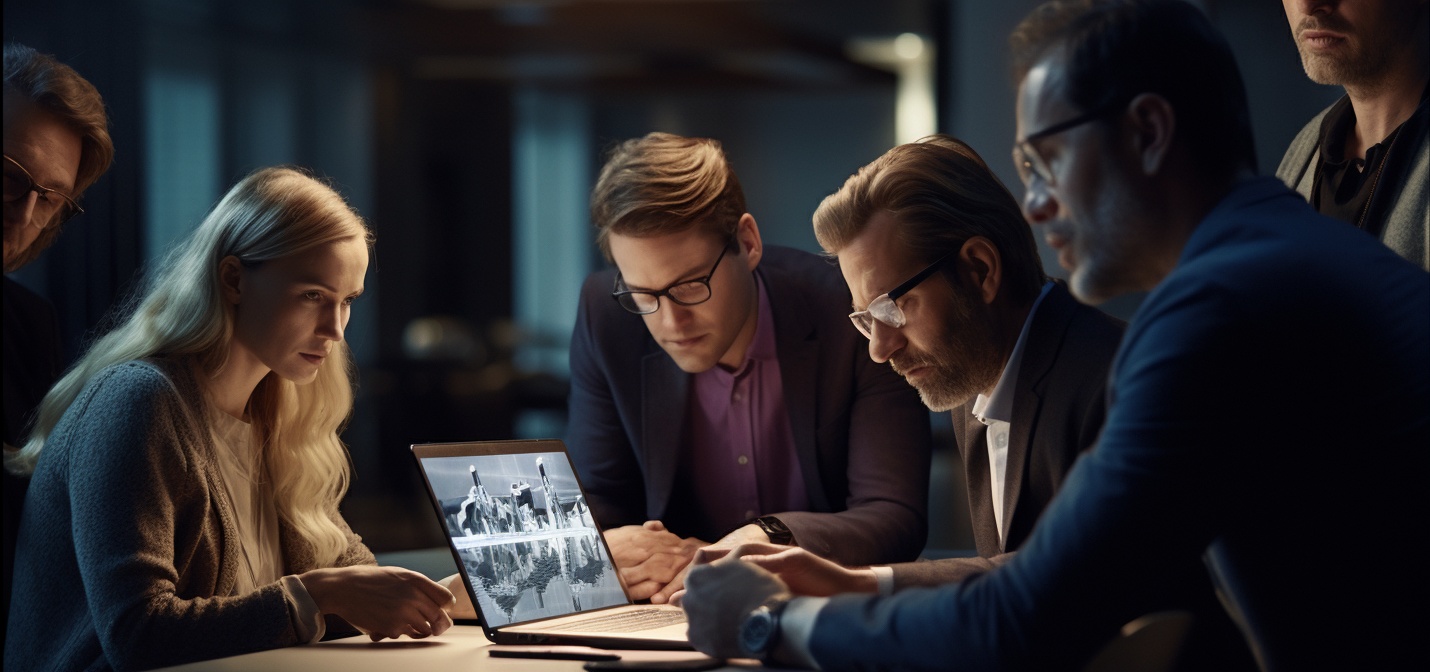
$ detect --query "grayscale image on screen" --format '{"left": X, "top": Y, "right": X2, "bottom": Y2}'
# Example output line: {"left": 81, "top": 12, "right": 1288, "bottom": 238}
{"left": 419, "top": 452, "right": 626, "bottom": 626}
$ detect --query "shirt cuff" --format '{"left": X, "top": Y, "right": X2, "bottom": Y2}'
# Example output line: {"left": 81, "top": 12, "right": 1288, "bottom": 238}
{"left": 776, "top": 596, "right": 828, "bottom": 670}
{"left": 870, "top": 566, "right": 895, "bottom": 596}
{"left": 282, "top": 574, "right": 327, "bottom": 644}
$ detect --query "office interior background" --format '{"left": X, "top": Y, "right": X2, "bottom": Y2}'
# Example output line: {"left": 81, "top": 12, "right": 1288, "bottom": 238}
{"left": 5, "top": 0, "right": 1338, "bottom": 554}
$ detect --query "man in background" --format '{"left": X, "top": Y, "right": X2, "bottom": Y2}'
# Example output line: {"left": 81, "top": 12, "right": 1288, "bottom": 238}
{"left": 566, "top": 132, "right": 931, "bottom": 604}
{"left": 3, "top": 42, "right": 114, "bottom": 637}
{"left": 1277, "top": 0, "right": 1428, "bottom": 268}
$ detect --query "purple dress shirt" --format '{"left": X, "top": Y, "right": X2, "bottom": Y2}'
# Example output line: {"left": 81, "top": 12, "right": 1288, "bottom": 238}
{"left": 667, "top": 277, "right": 808, "bottom": 540}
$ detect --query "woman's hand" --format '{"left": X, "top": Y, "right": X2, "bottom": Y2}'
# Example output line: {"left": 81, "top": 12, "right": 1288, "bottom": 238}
{"left": 300, "top": 566, "right": 456, "bottom": 641}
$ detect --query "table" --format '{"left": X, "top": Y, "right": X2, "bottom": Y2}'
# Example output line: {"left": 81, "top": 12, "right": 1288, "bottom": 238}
{"left": 153, "top": 625, "right": 756, "bottom": 671}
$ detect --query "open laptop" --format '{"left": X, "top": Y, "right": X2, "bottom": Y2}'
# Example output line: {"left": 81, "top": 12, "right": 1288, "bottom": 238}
{"left": 411, "top": 439, "right": 691, "bottom": 650}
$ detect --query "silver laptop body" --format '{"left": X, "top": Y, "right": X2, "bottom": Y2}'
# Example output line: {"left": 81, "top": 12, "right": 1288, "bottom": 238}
{"left": 411, "top": 439, "right": 690, "bottom": 650}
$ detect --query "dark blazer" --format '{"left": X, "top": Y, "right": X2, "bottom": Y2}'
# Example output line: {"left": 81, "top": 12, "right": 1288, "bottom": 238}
{"left": 803, "top": 178, "right": 1430, "bottom": 670}
{"left": 891, "top": 282, "right": 1123, "bottom": 588}
{"left": 3, "top": 276, "right": 64, "bottom": 639}
{"left": 567, "top": 245, "right": 932, "bottom": 566}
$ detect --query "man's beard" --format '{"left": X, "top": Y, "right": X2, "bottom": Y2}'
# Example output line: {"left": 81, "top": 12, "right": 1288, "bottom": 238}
{"left": 889, "top": 285, "right": 1005, "bottom": 412}
{"left": 1295, "top": 16, "right": 1394, "bottom": 88}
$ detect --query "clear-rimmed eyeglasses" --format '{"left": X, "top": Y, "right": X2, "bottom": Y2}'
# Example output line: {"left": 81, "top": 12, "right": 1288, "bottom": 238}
{"left": 849, "top": 251, "right": 956, "bottom": 339}
{"left": 2, "top": 154, "right": 84, "bottom": 229}
{"left": 611, "top": 243, "right": 732, "bottom": 315}
{"left": 1013, "top": 96, "right": 1129, "bottom": 187}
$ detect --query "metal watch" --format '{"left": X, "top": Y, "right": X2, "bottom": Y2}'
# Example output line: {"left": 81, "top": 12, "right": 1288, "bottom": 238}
{"left": 739, "top": 599, "right": 788, "bottom": 660}
{"left": 752, "top": 515, "right": 793, "bottom": 545}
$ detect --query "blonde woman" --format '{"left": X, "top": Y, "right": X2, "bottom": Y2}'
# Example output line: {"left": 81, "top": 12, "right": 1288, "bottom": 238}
{"left": 4, "top": 167, "right": 454, "bottom": 670}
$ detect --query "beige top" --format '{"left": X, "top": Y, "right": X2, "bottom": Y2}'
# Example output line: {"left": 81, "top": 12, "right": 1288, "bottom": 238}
{"left": 209, "top": 406, "right": 324, "bottom": 642}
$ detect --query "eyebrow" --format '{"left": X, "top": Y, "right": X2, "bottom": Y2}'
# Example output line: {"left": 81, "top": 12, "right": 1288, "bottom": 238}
{"left": 295, "top": 279, "right": 364, "bottom": 296}
{"left": 621, "top": 263, "right": 710, "bottom": 292}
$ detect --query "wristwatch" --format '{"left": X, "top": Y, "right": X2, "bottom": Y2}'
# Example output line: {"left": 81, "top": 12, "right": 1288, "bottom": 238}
{"left": 751, "top": 515, "right": 793, "bottom": 545}
{"left": 739, "top": 598, "right": 789, "bottom": 660}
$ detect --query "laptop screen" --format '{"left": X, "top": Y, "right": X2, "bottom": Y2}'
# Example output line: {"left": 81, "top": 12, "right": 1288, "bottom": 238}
{"left": 413, "top": 443, "right": 630, "bottom": 627}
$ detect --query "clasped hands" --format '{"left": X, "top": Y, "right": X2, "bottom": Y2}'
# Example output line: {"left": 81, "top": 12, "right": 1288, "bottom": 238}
{"left": 677, "top": 542, "right": 877, "bottom": 661}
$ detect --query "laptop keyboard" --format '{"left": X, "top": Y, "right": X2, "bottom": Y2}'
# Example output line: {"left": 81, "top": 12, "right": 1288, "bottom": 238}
{"left": 547, "top": 607, "right": 688, "bottom": 633}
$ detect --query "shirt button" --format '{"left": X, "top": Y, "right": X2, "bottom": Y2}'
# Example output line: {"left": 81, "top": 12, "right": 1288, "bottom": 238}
{"left": 733, "top": 392, "right": 743, "bottom": 402}
{"left": 737, "top": 455, "right": 749, "bottom": 465}
{"left": 745, "top": 510, "right": 757, "bottom": 520}
{"left": 995, "top": 433, "right": 1008, "bottom": 449}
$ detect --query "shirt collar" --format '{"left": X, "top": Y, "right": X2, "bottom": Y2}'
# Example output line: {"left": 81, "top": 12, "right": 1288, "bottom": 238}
{"left": 973, "top": 281, "right": 1055, "bottom": 426}
{"left": 702, "top": 274, "right": 777, "bottom": 382}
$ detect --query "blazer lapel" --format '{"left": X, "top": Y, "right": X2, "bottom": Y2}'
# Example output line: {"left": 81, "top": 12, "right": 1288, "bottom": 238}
{"left": 765, "top": 267, "right": 827, "bottom": 511}
{"left": 1003, "top": 283, "right": 1076, "bottom": 548}
{"left": 957, "top": 407, "right": 1002, "bottom": 557}
{"left": 641, "top": 347, "right": 689, "bottom": 519}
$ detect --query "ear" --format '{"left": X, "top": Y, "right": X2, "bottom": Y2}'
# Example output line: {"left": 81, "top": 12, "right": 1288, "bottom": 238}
{"left": 218, "top": 255, "right": 244, "bottom": 305}
{"left": 959, "top": 236, "right": 1002, "bottom": 306}
{"left": 736, "top": 213, "right": 764, "bottom": 270}
{"left": 1125, "top": 93, "right": 1176, "bottom": 175}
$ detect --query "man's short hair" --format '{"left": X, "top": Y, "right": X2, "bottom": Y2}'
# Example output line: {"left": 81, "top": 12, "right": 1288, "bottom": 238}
{"left": 1010, "top": 0, "right": 1256, "bottom": 177}
{"left": 590, "top": 132, "right": 746, "bottom": 260}
{"left": 814, "top": 134, "right": 1048, "bottom": 308}
{"left": 4, "top": 43, "right": 114, "bottom": 271}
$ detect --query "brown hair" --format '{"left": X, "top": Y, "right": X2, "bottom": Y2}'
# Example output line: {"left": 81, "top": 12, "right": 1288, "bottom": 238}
{"left": 589, "top": 132, "right": 746, "bottom": 259}
{"left": 813, "top": 134, "right": 1047, "bottom": 307}
{"left": 4, "top": 43, "right": 115, "bottom": 269}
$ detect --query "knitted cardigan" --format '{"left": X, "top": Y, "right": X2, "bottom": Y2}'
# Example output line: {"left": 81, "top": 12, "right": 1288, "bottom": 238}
{"left": 4, "top": 358, "right": 375, "bottom": 671}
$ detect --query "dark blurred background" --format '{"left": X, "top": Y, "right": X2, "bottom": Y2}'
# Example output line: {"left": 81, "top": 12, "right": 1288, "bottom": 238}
{"left": 4, "top": 0, "right": 1338, "bottom": 555}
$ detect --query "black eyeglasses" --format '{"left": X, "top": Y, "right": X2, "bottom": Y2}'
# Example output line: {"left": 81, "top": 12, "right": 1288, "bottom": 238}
{"left": 612, "top": 243, "right": 733, "bottom": 315}
{"left": 2, "top": 154, "right": 84, "bottom": 230}
{"left": 1013, "top": 95, "right": 1130, "bottom": 187}
{"left": 848, "top": 250, "right": 957, "bottom": 339}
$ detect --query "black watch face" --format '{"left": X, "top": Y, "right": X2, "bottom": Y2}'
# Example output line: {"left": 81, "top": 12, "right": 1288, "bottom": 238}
{"left": 741, "top": 609, "right": 776, "bottom": 656}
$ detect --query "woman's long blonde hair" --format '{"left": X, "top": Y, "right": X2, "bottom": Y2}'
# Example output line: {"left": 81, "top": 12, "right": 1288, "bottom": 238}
{"left": 7, "top": 166, "right": 374, "bottom": 566}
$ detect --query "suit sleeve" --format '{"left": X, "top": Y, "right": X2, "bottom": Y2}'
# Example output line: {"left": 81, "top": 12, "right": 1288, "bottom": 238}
{"left": 800, "top": 282, "right": 1247, "bottom": 670}
{"left": 889, "top": 553, "right": 1008, "bottom": 590}
{"left": 565, "top": 274, "right": 648, "bottom": 528}
{"left": 775, "top": 350, "right": 932, "bottom": 566}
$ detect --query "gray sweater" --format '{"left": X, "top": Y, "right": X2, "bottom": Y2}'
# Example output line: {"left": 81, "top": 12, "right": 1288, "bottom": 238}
{"left": 1277, "top": 97, "right": 1430, "bottom": 270}
{"left": 4, "top": 359, "right": 375, "bottom": 671}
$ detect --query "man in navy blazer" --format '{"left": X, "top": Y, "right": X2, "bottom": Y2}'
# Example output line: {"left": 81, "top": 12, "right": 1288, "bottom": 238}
{"left": 681, "top": 2, "right": 1430, "bottom": 669}
{"left": 567, "top": 132, "right": 932, "bottom": 604}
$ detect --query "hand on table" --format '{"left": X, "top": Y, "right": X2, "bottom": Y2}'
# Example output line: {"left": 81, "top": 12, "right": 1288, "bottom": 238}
{"left": 681, "top": 546, "right": 791, "bottom": 659}
{"left": 441, "top": 573, "right": 477, "bottom": 620}
{"left": 645, "top": 523, "right": 771, "bottom": 605}
{"left": 679, "top": 542, "right": 877, "bottom": 598}
{"left": 300, "top": 565, "right": 456, "bottom": 641}
{"left": 605, "top": 520, "right": 707, "bottom": 601}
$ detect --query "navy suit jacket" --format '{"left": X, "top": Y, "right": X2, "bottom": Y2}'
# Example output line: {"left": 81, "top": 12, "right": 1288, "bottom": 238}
{"left": 892, "top": 282, "right": 1124, "bottom": 588}
{"left": 805, "top": 178, "right": 1430, "bottom": 670}
{"left": 567, "top": 245, "right": 933, "bottom": 565}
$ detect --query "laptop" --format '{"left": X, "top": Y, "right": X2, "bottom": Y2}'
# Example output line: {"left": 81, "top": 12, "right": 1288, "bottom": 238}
{"left": 411, "top": 439, "right": 692, "bottom": 650}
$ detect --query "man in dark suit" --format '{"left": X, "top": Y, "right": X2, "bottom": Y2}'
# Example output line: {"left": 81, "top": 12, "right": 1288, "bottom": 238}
{"left": 686, "top": 135, "right": 1124, "bottom": 596}
{"left": 567, "top": 132, "right": 932, "bottom": 604}
{"left": 681, "top": 2, "right": 1429, "bottom": 669}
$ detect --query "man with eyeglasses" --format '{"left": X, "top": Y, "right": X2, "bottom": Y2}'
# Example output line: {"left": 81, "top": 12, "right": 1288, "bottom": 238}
{"left": 3, "top": 42, "right": 114, "bottom": 638}
{"left": 567, "top": 132, "right": 932, "bottom": 605}
{"left": 677, "top": 135, "right": 1125, "bottom": 605}
{"left": 681, "top": 1, "right": 1428, "bottom": 670}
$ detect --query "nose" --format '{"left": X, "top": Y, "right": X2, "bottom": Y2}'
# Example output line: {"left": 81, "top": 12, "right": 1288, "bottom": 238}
{"left": 655, "top": 298, "right": 692, "bottom": 330}
{"left": 318, "top": 302, "right": 346, "bottom": 342}
{"left": 1021, "top": 181, "right": 1059, "bottom": 226}
{"left": 867, "top": 320, "right": 906, "bottom": 364}
{"left": 3, "top": 192, "right": 40, "bottom": 230}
